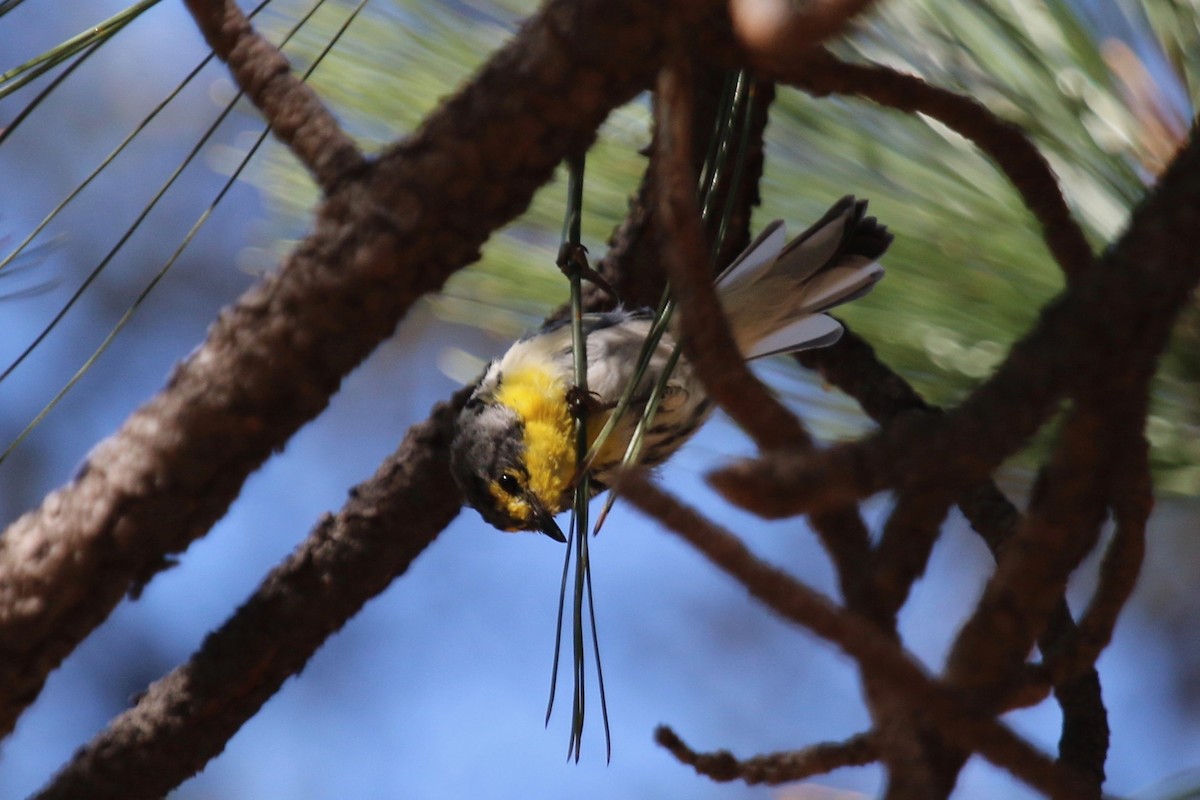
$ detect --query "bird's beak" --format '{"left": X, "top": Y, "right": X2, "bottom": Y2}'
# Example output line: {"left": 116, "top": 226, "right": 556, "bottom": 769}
{"left": 537, "top": 511, "right": 567, "bottom": 543}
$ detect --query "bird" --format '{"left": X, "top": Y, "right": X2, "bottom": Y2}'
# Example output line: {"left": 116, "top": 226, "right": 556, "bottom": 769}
{"left": 450, "top": 196, "right": 891, "bottom": 542}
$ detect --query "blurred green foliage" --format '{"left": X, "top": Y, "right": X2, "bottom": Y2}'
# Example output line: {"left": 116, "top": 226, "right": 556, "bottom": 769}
{"left": 241, "top": 0, "right": 650, "bottom": 337}
{"left": 241, "top": 0, "right": 1200, "bottom": 494}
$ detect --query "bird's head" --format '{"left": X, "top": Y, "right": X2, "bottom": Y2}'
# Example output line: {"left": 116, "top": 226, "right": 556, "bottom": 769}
{"left": 450, "top": 396, "right": 571, "bottom": 542}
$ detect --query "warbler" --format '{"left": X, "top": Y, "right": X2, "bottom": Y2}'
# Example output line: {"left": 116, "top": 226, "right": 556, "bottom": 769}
{"left": 451, "top": 196, "right": 891, "bottom": 541}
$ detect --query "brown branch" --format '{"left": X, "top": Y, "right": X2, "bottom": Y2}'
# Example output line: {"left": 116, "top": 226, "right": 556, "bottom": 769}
{"left": 653, "top": 51, "right": 809, "bottom": 451}
{"left": 1045, "top": 488, "right": 1150, "bottom": 690}
{"left": 730, "top": 0, "right": 881, "bottom": 73}
{"left": 707, "top": 410, "right": 924, "bottom": 517}
{"left": 796, "top": 328, "right": 1098, "bottom": 794}
{"left": 712, "top": 117, "right": 1200, "bottom": 518}
{"left": 653, "top": 55, "right": 876, "bottom": 612}
{"left": 1035, "top": 398, "right": 1150, "bottom": 784}
{"left": 780, "top": 49, "right": 1097, "bottom": 281}
{"left": 932, "top": 410, "right": 1110, "bottom": 794}
{"left": 938, "top": 366, "right": 1154, "bottom": 790}
{"left": 1050, "top": 671, "right": 1108, "bottom": 788}
{"left": 621, "top": 475, "right": 1095, "bottom": 800}
{"left": 29, "top": 57, "right": 778, "bottom": 794}
{"left": 1002, "top": 670, "right": 1054, "bottom": 712}
{"left": 795, "top": 332, "right": 963, "bottom": 618}
{"left": 936, "top": 118, "right": 1198, "bottom": 672}
{"left": 562, "top": 68, "right": 775, "bottom": 315}
{"left": 1055, "top": 411, "right": 1152, "bottom": 684}
{"left": 709, "top": 123, "right": 1197, "bottom": 527}
{"left": 808, "top": 507, "right": 873, "bottom": 606}
{"left": 772, "top": 50, "right": 1200, "bottom": 796}
{"left": 796, "top": 330, "right": 936, "bottom": 611}
{"left": 795, "top": 328, "right": 935, "bottom": 424}
{"left": 789, "top": 342, "right": 949, "bottom": 792}
{"left": 797, "top": 327, "right": 1111, "bottom": 783}
{"left": 867, "top": 490, "right": 955, "bottom": 624}
{"left": 0, "top": 0, "right": 691, "bottom": 740}
{"left": 857, "top": 489, "right": 957, "bottom": 794}
{"left": 655, "top": 725, "right": 878, "bottom": 785}
{"left": 32, "top": 392, "right": 467, "bottom": 800}
{"left": 183, "top": 0, "right": 365, "bottom": 193}
{"left": 1029, "top": 403, "right": 1150, "bottom": 784}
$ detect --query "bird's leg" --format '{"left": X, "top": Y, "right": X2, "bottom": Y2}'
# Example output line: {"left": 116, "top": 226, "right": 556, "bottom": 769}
{"left": 556, "top": 242, "right": 620, "bottom": 305}
{"left": 565, "top": 384, "right": 615, "bottom": 418}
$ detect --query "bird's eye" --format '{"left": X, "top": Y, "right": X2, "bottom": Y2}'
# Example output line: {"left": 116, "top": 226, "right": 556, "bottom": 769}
{"left": 497, "top": 473, "right": 522, "bottom": 496}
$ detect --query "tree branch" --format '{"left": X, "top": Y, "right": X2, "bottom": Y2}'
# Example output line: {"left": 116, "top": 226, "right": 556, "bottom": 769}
{"left": 621, "top": 475, "right": 1094, "bottom": 800}
{"left": 653, "top": 51, "right": 809, "bottom": 451}
{"left": 655, "top": 725, "right": 878, "bottom": 785}
{"left": 32, "top": 392, "right": 467, "bottom": 800}
{"left": 0, "top": 0, "right": 694, "bottom": 739}
{"left": 29, "top": 48, "right": 777, "bottom": 797}
{"left": 796, "top": 326, "right": 1110, "bottom": 778}
{"left": 183, "top": 0, "right": 365, "bottom": 193}
{"left": 730, "top": 0, "right": 881, "bottom": 73}
{"left": 779, "top": 49, "right": 1097, "bottom": 281}
{"left": 653, "top": 52, "right": 876, "bottom": 617}
{"left": 711, "top": 120, "right": 1200, "bottom": 518}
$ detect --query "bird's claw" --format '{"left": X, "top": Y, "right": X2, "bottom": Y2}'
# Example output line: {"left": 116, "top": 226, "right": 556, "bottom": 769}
{"left": 556, "top": 242, "right": 620, "bottom": 304}
{"left": 566, "top": 385, "right": 611, "bottom": 419}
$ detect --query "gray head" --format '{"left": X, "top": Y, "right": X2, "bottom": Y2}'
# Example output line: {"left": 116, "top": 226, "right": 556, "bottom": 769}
{"left": 450, "top": 396, "right": 567, "bottom": 542}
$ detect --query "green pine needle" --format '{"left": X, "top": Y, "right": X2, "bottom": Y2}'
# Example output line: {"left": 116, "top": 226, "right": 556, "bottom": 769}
{"left": 0, "top": 0, "right": 357, "bottom": 464}
{"left": 546, "top": 151, "right": 612, "bottom": 762}
{"left": 0, "top": 0, "right": 164, "bottom": 100}
{"left": 547, "top": 70, "right": 751, "bottom": 759}
{"left": 589, "top": 69, "right": 752, "bottom": 535}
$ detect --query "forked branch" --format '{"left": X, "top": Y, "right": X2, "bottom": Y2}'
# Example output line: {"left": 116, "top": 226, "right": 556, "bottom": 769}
{"left": 0, "top": 0, "right": 680, "bottom": 740}
{"left": 620, "top": 475, "right": 1094, "bottom": 800}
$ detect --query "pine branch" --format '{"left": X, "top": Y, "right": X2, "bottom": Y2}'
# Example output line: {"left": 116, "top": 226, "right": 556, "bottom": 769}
{"left": 0, "top": 0, "right": 692, "bottom": 740}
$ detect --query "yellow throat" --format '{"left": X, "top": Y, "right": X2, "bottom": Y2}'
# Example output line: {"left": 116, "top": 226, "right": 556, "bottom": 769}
{"left": 494, "top": 364, "right": 576, "bottom": 512}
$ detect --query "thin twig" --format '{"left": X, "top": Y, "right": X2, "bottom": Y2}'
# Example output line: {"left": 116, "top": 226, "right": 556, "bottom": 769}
{"left": 730, "top": 0, "right": 881, "bottom": 73}
{"left": 866, "top": 490, "right": 955, "bottom": 624}
{"left": 182, "top": 0, "right": 365, "bottom": 192}
{"left": 652, "top": 52, "right": 880, "bottom": 633}
{"left": 31, "top": 393, "right": 467, "bottom": 800}
{"left": 796, "top": 326, "right": 1109, "bottom": 776}
{"left": 1056, "top": 409, "right": 1152, "bottom": 684}
{"left": 941, "top": 378, "right": 1155, "bottom": 788}
{"left": 656, "top": 725, "right": 878, "bottom": 785}
{"left": 943, "top": 344, "right": 1173, "bottom": 700}
{"left": 621, "top": 475, "right": 1094, "bottom": 800}
{"left": 0, "top": 0, "right": 684, "bottom": 740}
{"left": 779, "top": 49, "right": 1097, "bottom": 281}
{"left": 711, "top": 125, "right": 1200, "bottom": 518}
{"left": 1046, "top": 489, "right": 1150, "bottom": 689}
{"left": 653, "top": 51, "right": 808, "bottom": 451}
{"left": 1036, "top": 395, "right": 1151, "bottom": 784}
{"left": 934, "top": 409, "right": 1112, "bottom": 794}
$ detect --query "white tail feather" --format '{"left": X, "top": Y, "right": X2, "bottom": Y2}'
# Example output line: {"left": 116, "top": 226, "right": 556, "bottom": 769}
{"left": 715, "top": 220, "right": 786, "bottom": 289}
{"left": 715, "top": 197, "right": 890, "bottom": 359}
{"left": 744, "top": 314, "right": 844, "bottom": 360}
{"left": 795, "top": 261, "right": 885, "bottom": 313}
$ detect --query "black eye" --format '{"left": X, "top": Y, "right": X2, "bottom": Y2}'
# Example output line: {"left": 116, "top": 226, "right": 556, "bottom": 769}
{"left": 497, "top": 473, "right": 522, "bottom": 495}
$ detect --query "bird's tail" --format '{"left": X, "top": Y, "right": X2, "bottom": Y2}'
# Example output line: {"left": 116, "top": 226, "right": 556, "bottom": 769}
{"left": 716, "top": 196, "right": 890, "bottom": 360}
